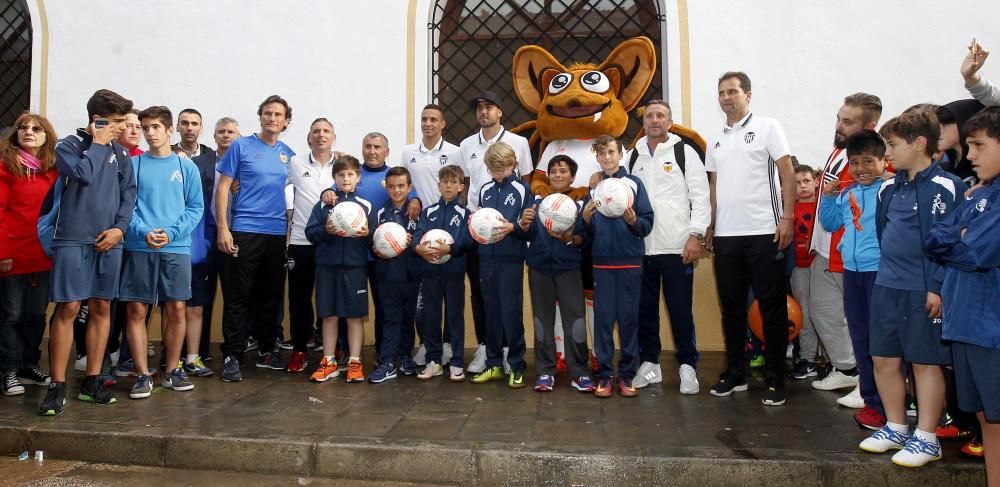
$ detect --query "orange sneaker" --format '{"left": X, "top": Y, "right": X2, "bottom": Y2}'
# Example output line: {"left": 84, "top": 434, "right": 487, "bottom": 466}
{"left": 960, "top": 438, "right": 985, "bottom": 459}
{"left": 346, "top": 359, "right": 364, "bottom": 383}
{"left": 310, "top": 358, "right": 339, "bottom": 382}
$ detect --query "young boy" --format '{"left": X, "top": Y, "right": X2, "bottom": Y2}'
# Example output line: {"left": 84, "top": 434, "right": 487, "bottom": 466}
{"left": 582, "top": 135, "right": 654, "bottom": 398}
{"left": 119, "top": 106, "right": 204, "bottom": 399}
{"left": 470, "top": 141, "right": 534, "bottom": 388}
{"left": 789, "top": 165, "right": 820, "bottom": 381}
{"left": 525, "top": 155, "right": 592, "bottom": 392}
{"left": 819, "top": 129, "right": 886, "bottom": 429}
{"left": 368, "top": 166, "right": 420, "bottom": 382}
{"left": 859, "top": 111, "right": 964, "bottom": 467}
{"left": 412, "top": 165, "right": 471, "bottom": 381}
{"left": 38, "top": 89, "right": 136, "bottom": 415}
{"left": 926, "top": 106, "right": 1000, "bottom": 481}
{"left": 305, "top": 155, "right": 372, "bottom": 384}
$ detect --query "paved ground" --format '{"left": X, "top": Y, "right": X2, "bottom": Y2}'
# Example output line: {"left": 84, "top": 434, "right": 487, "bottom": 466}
{"left": 0, "top": 349, "right": 986, "bottom": 486}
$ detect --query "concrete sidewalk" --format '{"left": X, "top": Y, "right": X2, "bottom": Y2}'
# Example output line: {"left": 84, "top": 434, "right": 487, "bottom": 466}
{"left": 0, "top": 351, "right": 985, "bottom": 486}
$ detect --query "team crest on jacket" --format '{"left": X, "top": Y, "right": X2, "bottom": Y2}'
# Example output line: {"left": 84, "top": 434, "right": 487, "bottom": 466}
{"left": 931, "top": 193, "right": 946, "bottom": 215}
{"left": 744, "top": 132, "right": 755, "bottom": 144}
{"left": 280, "top": 153, "right": 289, "bottom": 164}
{"left": 504, "top": 193, "right": 516, "bottom": 206}
{"left": 449, "top": 215, "right": 461, "bottom": 227}
{"left": 976, "top": 198, "right": 988, "bottom": 212}
{"left": 662, "top": 161, "right": 673, "bottom": 173}
{"left": 439, "top": 155, "right": 449, "bottom": 165}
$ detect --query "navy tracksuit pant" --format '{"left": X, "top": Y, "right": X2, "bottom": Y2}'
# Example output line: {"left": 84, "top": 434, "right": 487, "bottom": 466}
{"left": 481, "top": 262, "right": 526, "bottom": 372}
{"left": 843, "top": 269, "right": 883, "bottom": 415}
{"left": 420, "top": 276, "right": 464, "bottom": 367}
{"left": 638, "top": 254, "right": 700, "bottom": 367}
{"left": 594, "top": 267, "right": 642, "bottom": 379}
{"left": 377, "top": 276, "right": 418, "bottom": 366}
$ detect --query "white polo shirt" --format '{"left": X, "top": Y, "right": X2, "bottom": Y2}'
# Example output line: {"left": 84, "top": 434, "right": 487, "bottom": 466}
{"left": 394, "top": 137, "right": 461, "bottom": 205}
{"left": 458, "top": 127, "right": 533, "bottom": 211}
{"left": 285, "top": 152, "right": 335, "bottom": 245}
{"left": 705, "top": 112, "right": 791, "bottom": 237}
{"left": 535, "top": 138, "right": 601, "bottom": 188}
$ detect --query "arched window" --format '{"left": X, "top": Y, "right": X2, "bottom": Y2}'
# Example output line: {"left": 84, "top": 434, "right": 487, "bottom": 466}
{"left": 429, "top": 0, "right": 665, "bottom": 148}
{"left": 1, "top": 0, "right": 32, "bottom": 128}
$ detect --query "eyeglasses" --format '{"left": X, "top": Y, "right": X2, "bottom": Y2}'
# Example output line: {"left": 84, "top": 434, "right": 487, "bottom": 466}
{"left": 17, "top": 125, "right": 44, "bottom": 134}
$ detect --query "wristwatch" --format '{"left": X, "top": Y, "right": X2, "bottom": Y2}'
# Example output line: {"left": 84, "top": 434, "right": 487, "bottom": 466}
{"left": 690, "top": 232, "right": 704, "bottom": 240}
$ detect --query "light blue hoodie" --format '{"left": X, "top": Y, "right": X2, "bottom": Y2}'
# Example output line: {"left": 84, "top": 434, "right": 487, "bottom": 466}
{"left": 125, "top": 153, "right": 203, "bottom": 254}
{"left": 819, "top": 181, "right": 880, "bottom": 272}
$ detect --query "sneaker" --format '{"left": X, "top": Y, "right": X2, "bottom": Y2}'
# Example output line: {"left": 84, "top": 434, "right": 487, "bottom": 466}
{"left": 837, "top": 386, "right": 864, "bottom": 409}
{"left": 748, "top": 354, "right": 765, "bottom": 369}
{"left": 853, "top": 406, "right": 887, "bottom": 430}
{"left": 633, "top": 361, "right": 662, "bottom": 389}
{"left": 935, "top": 423, "right": 972, "bottom": 440}
{"left": 412, "top": 344, "right": 427, "bottom": 367}
{"left": 74, "top": 355, "right": 88, "bottom": 372}
{"left": 594, "top": 376, "right": 613, "bottom": 398}
{"left": 571, "top": 376, "right": 596, "bottom": 392}
{"left": 99, "top": 374, "right": 116, "bottom": 388}
{"left": 38, "top": 382, "right": 67, "bottom": 416}
{"left": 183, "top": 356, "right": 214, "bottom": 377}
{"left": 310, "top": 357, "right": 339, "bottom": 382}
{"left": 79, "top": 376, "right": 117, "bottom": 404}
{"left": 2, "top": 372, "right": 24, "bottom": 396}
{"left": 502, "top": 347, "right": 511, "bottom": 375}
{"left": 221, "top": 356, "right": 242, "bottom": 382}
{"left": 336, "top": 349, "right": 349, "bottom": 366}
{"left": 400, "top": 356, "right": 420, "bottom": 376}
{"left": 115, "top": 359, "right": 157, "bottom": 378}
{"left": 244, "top": 337, "right": 259, "bottom": 353}
{"left": 618, "top": 377, "right": 637, "bottom": 397}
{"left": 811, "top": 369, "right": 859, "bottom": 391}
{"left": 960, "top": 438, "right": 985, "bottom": 459}
{"left": 449, "top": 366, "right": 465, "bottom": 382}
{"left": 467, "top": 344, "right": 487, "bottom": 374}
{"left": 162, "top": 368, "right": 194, "bottom": 391}
{"left": 709, "top": 372, "right": 748, "bottom": 397}
{"left": 346, "top": 359, "right": 364, "bottom": 383}
{"left": 369, "top": 363, "right": 398, "bottom": 383}
{"left": 905, "top": 396, "right": 918, "bottom": 417}
{"left": 287, "top": 351, "right": 308, "bottom": 374}
{"left": 18, "top": 367, "right": 51, "bottom": 386}
{"left": 534, "top": 375, "right": 554, "bottom": 392}
{"left": 417, "top": 361, "right": 443, "bottom": 380}
{"left": 256, "top": 351, "right": 287, "bottom": 371}
{"left": 789, "top": 359, "right": 817, "bottom": 380}
{"left": 679, "top": 364, "right": 699, "bottom": 395}
{"left": 441, "top": 343, "right": 453, "bottom": 366}
{"left": 761, "top": 380, "right": 786, "bottom": 406}
{"left": 277, "top": 338, "right": 293, "bottom": 350}
{"left": 129, "top": 374, "right": 153, "bottom": 399}
{"left": 471, "top": 366, "right": 505, "bottom": 384}
{"left": 859, "top": 425, "right": 910, "bottom": 453}
{"left": 892, "top": 433, "right": 942, "bottom": 467}
{"left": 508, "top": 369, "right": 526, "bottom": 389}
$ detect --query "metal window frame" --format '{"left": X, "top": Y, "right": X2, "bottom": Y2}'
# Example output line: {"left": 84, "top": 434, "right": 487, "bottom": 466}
{"left": 0, "top": 0, "right": 32, "bottom": 128}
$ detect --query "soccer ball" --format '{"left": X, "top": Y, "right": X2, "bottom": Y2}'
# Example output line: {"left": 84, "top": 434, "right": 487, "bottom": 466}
{"left": 539, "top": 193, "right": 578, "bottom": 233}
{"left": 329, "top": 201, "right": 368, "bottom": 236}
{"left": 468, "top": 207, "right": 506, "bottom": 244}
{"left": 420, "top": 228, "right": 454, "bottom": 264}
{"left": 593, "top": 178, "right": 634, "bottom": 218}
{"left": 372, "top": 222, "right": 408, "bottom": 258}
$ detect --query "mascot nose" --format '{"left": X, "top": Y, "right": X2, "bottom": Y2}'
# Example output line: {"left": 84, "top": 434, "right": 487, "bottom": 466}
{"left": 566, "top": 98, "right": 582, "bottom": 108}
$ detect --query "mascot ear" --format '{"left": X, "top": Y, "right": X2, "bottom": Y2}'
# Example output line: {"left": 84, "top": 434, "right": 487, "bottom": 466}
{"left": 598, "top": 37, "right": 657, "bottom": 111}
{"left": 513, "top": 45, "right": 568, "bottom": 114}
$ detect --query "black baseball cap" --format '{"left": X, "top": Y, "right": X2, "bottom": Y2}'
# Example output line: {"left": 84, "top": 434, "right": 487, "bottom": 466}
{"left": 470, "top": 90, "right": 502, "bottom": 109}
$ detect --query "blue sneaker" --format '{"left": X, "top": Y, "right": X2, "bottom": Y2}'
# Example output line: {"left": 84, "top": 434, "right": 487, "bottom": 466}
{"left": 400, "top": 356, "right": 420, "bottom": 376}
{"left": 221, "top": 356, "right": 242, "bottom": 382}
{"left": 162, "top": 368, "right": 195, "bottom": 391}
{"left": 115, "top": 359, "right": 157, "bottom": 378}
{"left": 534, "top": 374, "right": 554, "bottom": 392}
{"left": 256, "top": 351, "right": 287, "bottom": 371}
{"left": 368, "top": 362, "right": 398, "bottom": 383}
{"left": 129, "top": 374, "right": 153, "bottom": 399}
{"left": 183, "top": 356, "right": 214, "bottom": 377}
{"left": 571, "top": 376, "right": 595, "bottom": 392}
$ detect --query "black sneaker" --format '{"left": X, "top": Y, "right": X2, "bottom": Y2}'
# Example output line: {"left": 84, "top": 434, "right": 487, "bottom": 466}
{"left": 256, "top": 351, "right": 287, "bottom": 370}
{"left": 18, "top": 367, "right": 51, "bottom": 386}
{"left": 762, "top": 379, "right": 786, "bottom": 406}
{"left": 709, "top": 372, "right": 748, "bottom": 397}
{"left": 78, "top": 376, "right": 117, "bottom": 405}
{"left": 221, "top": 356, "right": 242, "bottom": 382}
{"left": 244, "top": 337, "right": 259, "bottom": 353}
{"left": 789, "top": 359, "right": 817, "bottom": 380}
{"left": 38, "top": 382, "right": 67, "bottom": 416}
{"left": 2, "top": 372, "right": 24, "bottom": 396}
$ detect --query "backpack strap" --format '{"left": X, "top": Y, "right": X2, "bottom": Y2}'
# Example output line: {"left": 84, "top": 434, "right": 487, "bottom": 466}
{"left": 627, "top": 149, "right": 640, "bottom": 174}
{"left": 673, "top": 142, "right": 686, "bottom": 176}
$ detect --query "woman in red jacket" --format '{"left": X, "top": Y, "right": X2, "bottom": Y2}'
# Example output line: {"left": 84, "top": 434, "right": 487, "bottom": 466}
{"left": 1, "top": 113, "right": 58, "bottom": 396}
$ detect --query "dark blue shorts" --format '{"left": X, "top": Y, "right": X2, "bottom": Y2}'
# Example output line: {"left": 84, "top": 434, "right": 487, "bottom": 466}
{"left": 189, "top": 260, "right": 217, "bottom": 307}
{"left": 315, "top": 265, "right": 368, "bottom": 319}
{"left": 869, "top": 285, "right": 950, "bottom": 365}
{"left": 952, "top": 342, "right": 1000, "bottom": 422}
{"left": 119, "top": 251, "right": 192, "bottom": 303}
{"left": 49, "top": 245, "right": 123, "bottom": 302}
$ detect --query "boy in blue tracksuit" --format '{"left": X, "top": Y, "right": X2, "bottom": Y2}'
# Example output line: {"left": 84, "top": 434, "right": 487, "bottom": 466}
{"left": 859, "top": 112, "right": 965, "bottom": 467}
{"left": 412, "top": 165, "right": 472, "bottom": 381}
{"left": 367, "top": 166, "right": 420, "bottom": 383}
{"left": 469, "top": 142, "right": 534, "bottom": 388}
{"left": 120, "top": 106, "right": 203, "bottom": 399}
{"left": 305, "top": 156, "right": 373, "bottom": 384}
{"left": 819, "top": 129, "right": 886, "bottom": 425}
{"left": 525, "top": 155, "right": 592, "bottom": 392}
{"left": 582, "top": 135, "right": 654, "bottom": 398}
{"left": 925, "top": 107, "right": 1000, "bottom": 479}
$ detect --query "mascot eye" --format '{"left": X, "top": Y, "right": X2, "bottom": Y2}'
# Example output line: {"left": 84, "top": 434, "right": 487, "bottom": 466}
{"left": 581, "top": 71, "right": 609, "bottom": 93}
{"left": 548, "top": 73, "right": 572, "bottom": 94}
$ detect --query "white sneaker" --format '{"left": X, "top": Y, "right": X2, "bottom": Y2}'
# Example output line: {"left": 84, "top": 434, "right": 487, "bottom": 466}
{"left": 449, "top": 366, "right": 465, "bottom": 382}
{"left": 74, "top": 355, "right": 87, "bottom": 372}
{"left": 417, "top": 361, "right": 442, "bottom": 380}
{"left": 678, "top": 364, "right": 699, "bottom": 395}
{"left": 891, "top": 431, "right": 942, "bottom": 467}
{"left": 502, "top": 347, "right": 510, "bottom": 374}
{"left": 811, "top": 369, "right": 859, "bottom": 391}
{"left": 836, "top": 385, "right": 864, "bottom": 409}
{"left": 633, "top": 361, "right": 662, "bottom": 389}
{"left": 859, "top": 425, "right": 910, "bottom": 453}
{"left": 467, "top": 344, "right": 487, "bottom": 374}
{"left": 442, "top": 343, "right": 453, "bottom": 366}
{"left": 412, "top": 344, "right": 427, "bottom": 367}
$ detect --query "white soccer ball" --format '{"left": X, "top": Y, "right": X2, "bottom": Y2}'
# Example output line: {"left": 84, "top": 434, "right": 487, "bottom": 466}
{"left": 593, "top": 178, "right": 634, "bottom": 218}
{"left": 468, "top": 207, "right": 506, "bottom": 244}
{"left": 420, "top": 228, "right": 454, "bottom": 264}
{"left": 372, "top": 222, "right": 408, "bottom": 258}
{"left": 539, "top": 193, "right": 578, "bottom": 233}
{"left": 329, "top": 201, "right": 367, "bottom": 236}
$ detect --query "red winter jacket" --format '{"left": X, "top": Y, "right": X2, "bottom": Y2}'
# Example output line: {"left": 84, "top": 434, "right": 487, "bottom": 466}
{"left": 0, "top": 163, "right": 58, "bottom": 276}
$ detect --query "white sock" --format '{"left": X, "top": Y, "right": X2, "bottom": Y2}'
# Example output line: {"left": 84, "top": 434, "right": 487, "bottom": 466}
{"left": 886, "top": 421, "right": 908, "bottom": 434}
{"left": 186, "top": 354, "right": 197, "bottom": 364}
{"left": 914, "top": 429, "right": 938, "bottom": 444}
{"left": 350, "top": 356, "right": 361, "bottom": 363}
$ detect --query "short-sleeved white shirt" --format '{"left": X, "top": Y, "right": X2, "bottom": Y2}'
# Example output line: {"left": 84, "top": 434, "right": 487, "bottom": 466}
{"left": 285, "top": 152, "right": 335, "bottom": 245}
{"left": 705, "top": 112, "right": 791, "bottom": 237}
{"left": 394, "top": 137, "right": 461, "bottom": 206}
{"left": 458, "top": 128, "right": 533, "bottom": 211}
{"left": 535, "top": 138, "right": 601, "bottom": 188}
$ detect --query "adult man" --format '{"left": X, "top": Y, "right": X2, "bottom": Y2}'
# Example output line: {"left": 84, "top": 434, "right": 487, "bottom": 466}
{"left": 172, "top": 108, "right": 213, "bottom": 159}
{"left": 397, "top": 104, "right": 461, "bottom": 206}
{"left": 458, "top": 90, "right": 533, "bottom": 373}
{"left": 807, "top": 94, "right": 882, "bottom": 415}
{"left": 704, "top": 72, "right": 795, "bottom": 406}
{"left": 628, "top": 100, "right": 710, "bottom": 394}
